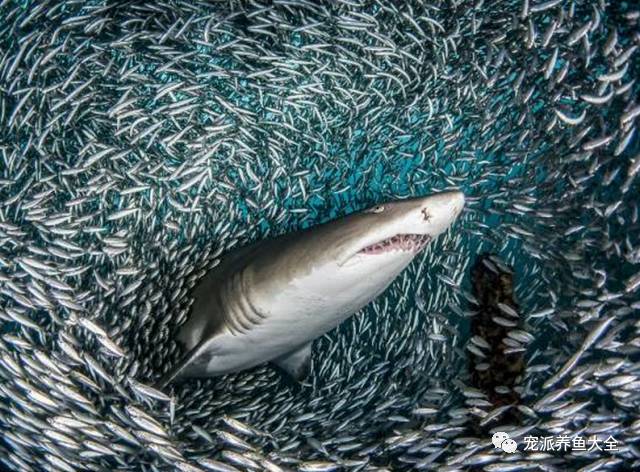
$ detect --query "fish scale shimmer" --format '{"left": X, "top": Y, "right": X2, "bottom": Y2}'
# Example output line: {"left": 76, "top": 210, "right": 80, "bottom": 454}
{"left": 0, "top": 0, "right": 639, "bottom": 471}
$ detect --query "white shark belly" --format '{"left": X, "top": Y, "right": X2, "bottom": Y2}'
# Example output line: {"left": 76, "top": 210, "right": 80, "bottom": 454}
{"left": 200, "top": 251, "right": 416, "bottom": 376}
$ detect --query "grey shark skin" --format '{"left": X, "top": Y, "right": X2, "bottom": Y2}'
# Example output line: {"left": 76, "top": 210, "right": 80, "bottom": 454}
{"left": 158, "top": 190, "right": 465, "bottom": 387}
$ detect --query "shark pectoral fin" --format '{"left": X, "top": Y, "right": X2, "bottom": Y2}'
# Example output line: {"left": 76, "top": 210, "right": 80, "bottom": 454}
{"left": 155, "top": 338, "right": 211, "bottom": 390}
{"left": 272, "top": 342, "right": 313, "bottom": 382}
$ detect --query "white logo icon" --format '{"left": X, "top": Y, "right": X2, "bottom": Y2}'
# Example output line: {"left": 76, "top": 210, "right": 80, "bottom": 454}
{"left": 492, "top": 432, "right": 518, "bottom": 453}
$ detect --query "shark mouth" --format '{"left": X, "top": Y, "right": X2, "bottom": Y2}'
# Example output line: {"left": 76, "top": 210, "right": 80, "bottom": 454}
{"left": 358, "top": 234, "right": 432, "bottom": 255}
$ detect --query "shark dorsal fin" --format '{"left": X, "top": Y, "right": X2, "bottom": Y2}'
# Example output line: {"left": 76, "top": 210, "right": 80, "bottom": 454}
{"left": 272, "top": 342, "right": 312, "bottom": 381}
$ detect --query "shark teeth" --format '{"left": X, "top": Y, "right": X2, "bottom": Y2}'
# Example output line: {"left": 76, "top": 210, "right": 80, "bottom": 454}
{"left": 359, "top": 234, "right": 432, "bottom": 255}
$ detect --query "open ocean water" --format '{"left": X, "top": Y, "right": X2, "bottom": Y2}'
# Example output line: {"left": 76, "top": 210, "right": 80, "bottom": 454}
{"left": 0, "top": 0, "right": 639, "bottom": 470}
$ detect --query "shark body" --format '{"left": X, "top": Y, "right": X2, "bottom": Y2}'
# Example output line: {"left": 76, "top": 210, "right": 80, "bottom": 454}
{"left": 158, "top": 190, "right": 465, "bottom": 387}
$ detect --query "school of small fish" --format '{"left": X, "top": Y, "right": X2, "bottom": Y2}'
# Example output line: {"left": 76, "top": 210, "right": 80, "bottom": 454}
{"left": 0, "top": 0, "right": 639, "bottom": 470}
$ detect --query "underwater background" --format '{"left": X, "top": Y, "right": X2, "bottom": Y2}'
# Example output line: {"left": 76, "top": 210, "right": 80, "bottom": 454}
{"left": 0, "top": 0, "right": 639, "bottom": 470}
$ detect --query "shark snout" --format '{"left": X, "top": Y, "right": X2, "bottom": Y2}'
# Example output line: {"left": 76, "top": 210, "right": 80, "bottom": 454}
{"left": 449, "top": 190, "right": 465, "bottom": 217}
{"left": 418, "top": 190, "right": 465, "bottom": 237}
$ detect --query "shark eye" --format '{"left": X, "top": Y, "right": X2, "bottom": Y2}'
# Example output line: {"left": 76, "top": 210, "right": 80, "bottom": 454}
{"left": 366, "top": 205, "right": 385, "bottom": 214}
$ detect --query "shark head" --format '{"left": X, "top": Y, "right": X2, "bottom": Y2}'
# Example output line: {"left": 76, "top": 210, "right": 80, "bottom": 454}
{"left": 252, "top": 190, "right": 466, "bottom": 319}
{"left": 333, "top": 190, "right": 466, "bottom": 268}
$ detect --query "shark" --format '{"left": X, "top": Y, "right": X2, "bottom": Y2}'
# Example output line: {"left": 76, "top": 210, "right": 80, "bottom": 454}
{"left": 157, "top": 190, "right": 465, "bottom": 387}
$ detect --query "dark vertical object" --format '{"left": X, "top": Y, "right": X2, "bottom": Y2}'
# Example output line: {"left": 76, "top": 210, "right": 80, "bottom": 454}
{"left": 469, "top": 253, "right": 524, "bottom": 425}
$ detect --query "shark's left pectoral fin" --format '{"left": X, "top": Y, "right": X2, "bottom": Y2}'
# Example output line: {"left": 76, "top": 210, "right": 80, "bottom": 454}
{"left": 272, "top": 342, "right": 313, "bottom": 381}
{"left": 155, "top": 337, "right": 211, "bottom": 389}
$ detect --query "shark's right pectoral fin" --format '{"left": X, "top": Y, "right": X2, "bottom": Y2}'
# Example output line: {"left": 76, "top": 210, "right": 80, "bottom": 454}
{"left": 155, "top": 338, "right": 212, "bottom": 390}
{"left": 272, "top": 342, "right": 313, "bottom": 382}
